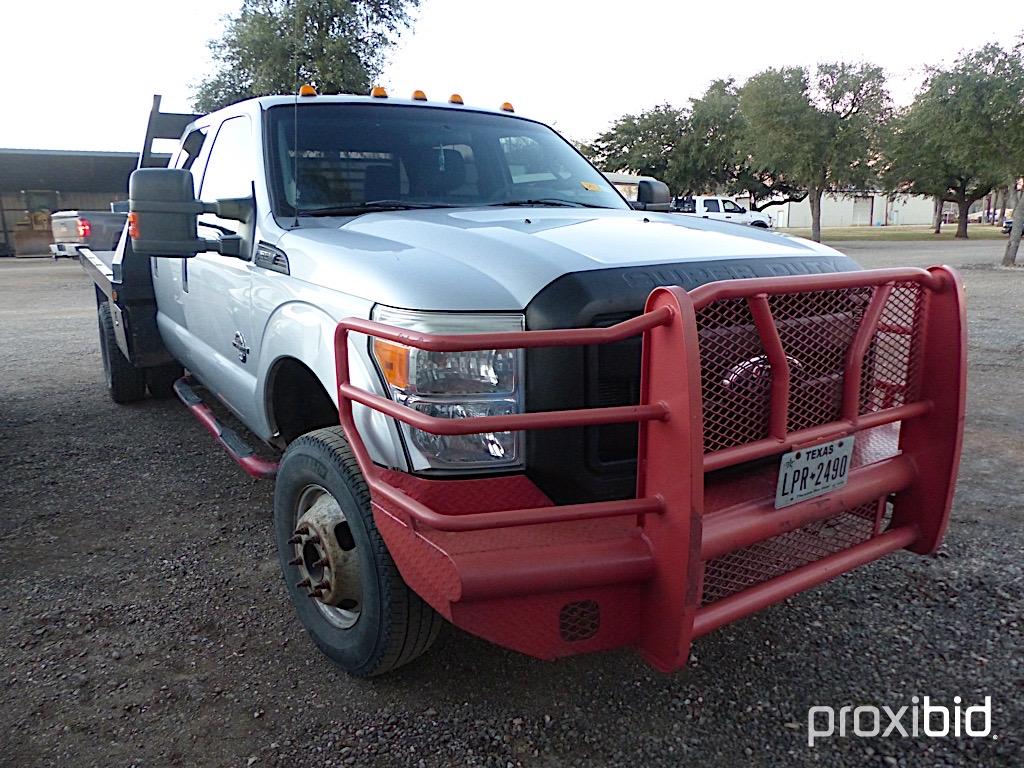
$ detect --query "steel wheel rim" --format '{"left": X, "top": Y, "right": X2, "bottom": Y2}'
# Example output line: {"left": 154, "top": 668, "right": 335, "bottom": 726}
{"left": 292, "top": 484, "right": 363, "bottom": 630}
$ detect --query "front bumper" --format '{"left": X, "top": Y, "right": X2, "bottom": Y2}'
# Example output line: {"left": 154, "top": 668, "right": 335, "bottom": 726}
{"left": 334, "top": 266, "right": 966, "bottom": 671}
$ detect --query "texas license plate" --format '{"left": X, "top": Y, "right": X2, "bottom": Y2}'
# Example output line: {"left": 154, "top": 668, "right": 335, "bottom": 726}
{"left": 775, "top": 437, "right": 855, "bottom": 509}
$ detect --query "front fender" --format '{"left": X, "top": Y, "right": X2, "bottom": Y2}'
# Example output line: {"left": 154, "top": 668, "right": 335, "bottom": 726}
{"left": 256, "top": 300, "right": 408, "bottom": 469}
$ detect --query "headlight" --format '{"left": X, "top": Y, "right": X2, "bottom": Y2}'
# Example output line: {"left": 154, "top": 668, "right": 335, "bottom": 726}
{"left": 370, "top": 306, "right": 525, "bottom": 471}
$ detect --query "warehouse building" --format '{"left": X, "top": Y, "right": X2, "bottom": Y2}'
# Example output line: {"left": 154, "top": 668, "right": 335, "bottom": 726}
{"left": 738, "top": 191, "right": 936, "bottom": 228}
{"left": 0, "top": 148, "right": 145, "bottom": 256}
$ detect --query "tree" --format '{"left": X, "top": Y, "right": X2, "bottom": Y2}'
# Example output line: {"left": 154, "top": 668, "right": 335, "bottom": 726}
{"left": 739, "top": 63, "right": 890, "bottom": 242}
{"left": 587, "top": 105, "right": 689, "bottom": 192}
{"left": 674, "top": 80, "right": 740, "bottom": 195}
{"left": 995, "top": 40, "right": 1024, "bottom": 265}
{"left": 883, "top": 44, "right": 1009, "bottom": 239}
{"left": 682, "top": 79, "right": 807, "bottom": 211}
{"left": 589, "top": 81, "right": 810, "bottom": 208}
{"left": 193, "top": 0, "right": 418, "bottom": 112}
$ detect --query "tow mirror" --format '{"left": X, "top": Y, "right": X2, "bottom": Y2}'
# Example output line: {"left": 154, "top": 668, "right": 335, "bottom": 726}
{"left": 630, "top": 179, "right": 671, "bottom": 212}
{"left": 128, "top": 168, "right": 253, "bottom": 258}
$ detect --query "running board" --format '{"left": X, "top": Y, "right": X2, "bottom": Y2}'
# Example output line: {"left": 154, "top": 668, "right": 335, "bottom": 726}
{"left": 173, "top": 376, "right": 279, "bottom": 479}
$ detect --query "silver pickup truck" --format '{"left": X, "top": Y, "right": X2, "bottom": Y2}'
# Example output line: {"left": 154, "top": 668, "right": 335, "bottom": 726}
{"left": 81, "top": 89, "right": 965, "bottom": 678}
{"left": 50, "top": 208, "right": 127, "bottom": 258}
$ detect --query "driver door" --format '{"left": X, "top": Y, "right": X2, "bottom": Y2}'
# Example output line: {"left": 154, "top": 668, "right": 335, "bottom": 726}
{"left": 183, "top": 115, "right": 260, "bottom": 425}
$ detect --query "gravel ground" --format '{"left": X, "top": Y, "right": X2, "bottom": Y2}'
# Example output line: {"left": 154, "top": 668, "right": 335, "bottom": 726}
{"left": 1, "top": 241, "right": 1021, "bottom": 768}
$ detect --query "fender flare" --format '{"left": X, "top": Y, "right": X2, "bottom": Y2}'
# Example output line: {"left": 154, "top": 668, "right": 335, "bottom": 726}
{"left": 256, "top": 301, "right": 407, "bottom": 468}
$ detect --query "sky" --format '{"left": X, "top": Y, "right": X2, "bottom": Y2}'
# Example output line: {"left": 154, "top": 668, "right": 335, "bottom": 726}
{"left": 0, "top": 0, "right": 1018, "bottom": 152}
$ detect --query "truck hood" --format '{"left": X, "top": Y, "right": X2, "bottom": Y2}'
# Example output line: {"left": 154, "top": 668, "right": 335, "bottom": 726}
{"left": 278, "top": 207, "right": 849, "bottom": 311}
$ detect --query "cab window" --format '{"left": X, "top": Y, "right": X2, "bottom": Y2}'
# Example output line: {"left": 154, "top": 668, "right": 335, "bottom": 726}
{"left": 722, "top": 200, "right": 743, "bottom": 213}
{"left": 172, "top": 127, "right": 209, "bottom": 195}
{"left": 703, "top": 199, "right": 721, "bottom": 213}
{"left": 200, "top": 117, "right": 253, "bottom": 203}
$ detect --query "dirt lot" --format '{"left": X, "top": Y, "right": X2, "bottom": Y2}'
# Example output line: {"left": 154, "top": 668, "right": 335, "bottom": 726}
{"left": 1, "top": 241, "right": 1022, "bottom": 768}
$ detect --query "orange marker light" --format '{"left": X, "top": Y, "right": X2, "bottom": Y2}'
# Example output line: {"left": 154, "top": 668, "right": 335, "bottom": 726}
{"left": 127, "top": 211, "right": 139, "bottom": 239}
{"left": 370, "top": 86, "right": 388, "bottom": 98}
{"left": 448, "top": 93, "right": 464, "bottom": 105}
{"left": 500, "top": 102, "right": 514, "bottom": 112}
{"left": 373, "top": 339, "right": 410, "bottom": 390}
{"left": 412, "top": 89, "right": 427, "bottom": 101}
{"left": 298, "top": 84, "right": 317, "bottom": 97}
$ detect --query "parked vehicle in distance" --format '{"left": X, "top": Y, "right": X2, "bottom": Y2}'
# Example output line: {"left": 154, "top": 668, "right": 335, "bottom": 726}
{"left": 674, "top": 195, "right": 772, "bottom": 228}
{"left": 78, "top": 90, "right": 965, "bottom": 679}
{"left": 50, "top": 208, "right": 127, "bottom": 258}
{"left": 1002, "top": 218, "right": 1013, "bottom": 235}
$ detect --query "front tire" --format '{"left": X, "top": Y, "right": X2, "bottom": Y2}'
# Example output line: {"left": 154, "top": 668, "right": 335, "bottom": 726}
{"left": 97, "top": 302, "right": 147, "bottom": 404}
{"left": 274, "top": 427, "right": 442, "bottom": 676}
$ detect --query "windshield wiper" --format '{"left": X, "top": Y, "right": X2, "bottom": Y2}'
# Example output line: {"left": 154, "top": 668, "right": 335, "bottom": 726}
{"left": 299, "top": 200, "right": 461, "bottom": 217}
{"left": 487, "top": 198, "right": 611, "bottom": 209}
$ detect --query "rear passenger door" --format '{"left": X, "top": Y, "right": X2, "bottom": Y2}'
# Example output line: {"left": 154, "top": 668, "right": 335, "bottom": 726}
{"left": 153, "top": 126, "right": 209, "bottom": 335}
{"left": 183, "top": 115, "right": 260, "bottom": 424}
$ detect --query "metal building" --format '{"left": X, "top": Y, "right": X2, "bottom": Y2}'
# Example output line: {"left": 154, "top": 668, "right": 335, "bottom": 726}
{"left": 0, "top": 148, "right": 143, "bottom": 256}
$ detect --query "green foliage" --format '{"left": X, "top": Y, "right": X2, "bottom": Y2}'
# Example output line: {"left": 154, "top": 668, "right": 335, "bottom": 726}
{"left": 674, "top": 79, "right": 742, "bottom": 194}
{"left": 588, "top": 63, "right": 890, "bottom": 227}
{"left": 587, "top": 105, "right": 688, "bottom": 191}
{"left": 193, "top": 0, "right": 418, "bottom": 112}
{"left": 740, "top": 62, "right": 890, "bottom": 195}
{"left": 733, "top": 62, "right": 890, "bottom": 239}
{"left": 883, "top": 44, "right": 1010, "bottom": 207}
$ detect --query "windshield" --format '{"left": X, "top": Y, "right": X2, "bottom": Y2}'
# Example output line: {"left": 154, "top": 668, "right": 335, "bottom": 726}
{"left": 265, "top": 103, "right": 628, "bottom": 216}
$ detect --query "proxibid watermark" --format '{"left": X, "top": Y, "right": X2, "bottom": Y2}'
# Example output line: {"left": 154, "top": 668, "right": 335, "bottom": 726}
{"left": 807, "top": 696, "right": 993, "bottom": 747}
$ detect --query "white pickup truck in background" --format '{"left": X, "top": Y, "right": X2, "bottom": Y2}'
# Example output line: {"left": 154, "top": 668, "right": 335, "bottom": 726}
{"left": 673, "top": 195, "right": 772, "bottom": 228}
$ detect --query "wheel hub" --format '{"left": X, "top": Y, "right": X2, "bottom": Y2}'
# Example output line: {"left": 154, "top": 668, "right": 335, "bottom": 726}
{"left": 289, "top": 486, "right": 362, "bottom": 629}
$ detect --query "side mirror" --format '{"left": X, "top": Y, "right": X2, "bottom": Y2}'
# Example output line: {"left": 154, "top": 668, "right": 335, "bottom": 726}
{"left": 739, "top": 206, "right": 747, "bottom": 213}
{"left": 128, "top": 168, "right": 254, "bottom": 258}
{"left": 632, "top": 179, "right": 672, "bottom": 212}
{"left": 129, "top": 168, "right": 207, "bottom": 257}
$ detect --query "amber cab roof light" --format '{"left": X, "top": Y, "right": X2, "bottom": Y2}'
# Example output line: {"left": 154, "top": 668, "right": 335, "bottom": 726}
{"left": 448, "top": 93, "right": 464, "bottom": 105}
{"left": 500, "top": 101, "right": 514, "bottom": 112}
{"left": 298, "top": 84, "right": 317, "bottom": 97}
{"left": 370, "top": 86, "right": 388, "bottom": 98}
{"left": 412, "top": 89, "right": 427, "bottom": 101}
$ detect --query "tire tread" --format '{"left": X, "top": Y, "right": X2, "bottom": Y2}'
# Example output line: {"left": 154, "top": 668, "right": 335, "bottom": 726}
{"left": 287, "top": 427, "right": 442, "bottom": 676}
{"left": 98, "top": 302, "right": 147, "bottom": 404}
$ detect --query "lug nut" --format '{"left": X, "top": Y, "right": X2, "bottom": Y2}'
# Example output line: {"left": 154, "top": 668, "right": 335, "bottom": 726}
{"left": 287, "top": 535, "right": 302, "bottom": 545}
{"left": 315, "top": 580, "right": 330, "bottom": 592}
{"left": 311, "top": 558, "right": 329, "bottom": 569}
{"left": 288, "top": 557, "right": 302, "bottom": 566}
{"left": 296, "top": 578, "right": 311, "bottom": 589}
{"left": 307, "top": 534, "right": 321, "bottom": 545}
{"left": 295, "top": 523, "right": 310, "bottom": 534}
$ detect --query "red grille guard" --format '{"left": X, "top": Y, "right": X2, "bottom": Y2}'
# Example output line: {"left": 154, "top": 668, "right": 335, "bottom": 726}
{"left": 334, "top": 265, "right": 966, "bottom": 672}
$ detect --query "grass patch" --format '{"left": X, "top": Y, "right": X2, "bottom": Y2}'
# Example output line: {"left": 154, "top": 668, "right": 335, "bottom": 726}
{"left": 779, "top": 224, "right": 1008, "bottom": 242}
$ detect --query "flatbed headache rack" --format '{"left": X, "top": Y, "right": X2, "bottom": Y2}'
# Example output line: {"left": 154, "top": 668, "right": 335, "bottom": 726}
{"left": 79, "top": 95, "right": 202, "bottom": 367}
{"left": 335, "top": 265, "right": 965, "bottom": 672}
